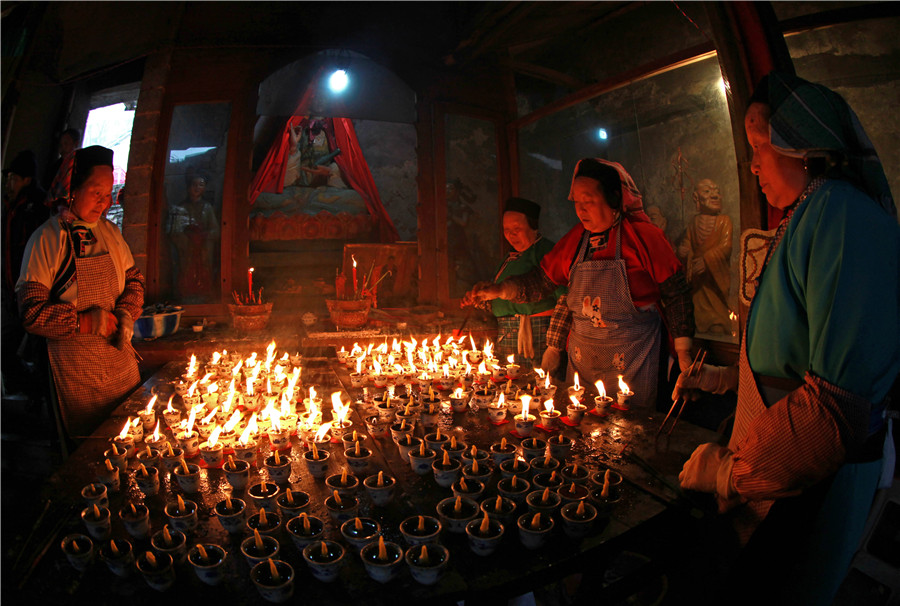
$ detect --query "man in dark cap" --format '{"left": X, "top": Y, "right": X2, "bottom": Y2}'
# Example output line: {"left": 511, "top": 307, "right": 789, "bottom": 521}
{"left": 17, "top": 145, "right": 144, "bottom": 440}
{"left": 2, "top": 150, "right": 50, "bottom": 395}
{"left": 476, "top": 197, "right": 564, "bottom": 367}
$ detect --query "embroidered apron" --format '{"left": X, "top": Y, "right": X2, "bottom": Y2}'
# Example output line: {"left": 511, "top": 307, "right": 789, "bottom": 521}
{"left": 565, "top": 228, "right": 661, "bottom": 410}
{"left": 48, "top": 253, "right": 140, "bottom": 437}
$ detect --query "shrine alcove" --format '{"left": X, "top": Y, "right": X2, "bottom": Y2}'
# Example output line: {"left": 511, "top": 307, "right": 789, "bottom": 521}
{"left": 248, "top": 49, "right": 419, "bottom": 310}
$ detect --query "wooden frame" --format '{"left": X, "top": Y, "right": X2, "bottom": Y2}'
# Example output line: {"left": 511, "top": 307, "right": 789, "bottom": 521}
{"left": 427, "top": 101, "right": 511, "bottom": 307}
{"left": 147, "top": 48, "right": 263, "bottom": 321}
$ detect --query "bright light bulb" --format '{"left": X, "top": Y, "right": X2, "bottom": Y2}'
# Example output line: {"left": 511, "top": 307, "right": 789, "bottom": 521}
{"left": 598, "top": 128, "right": 608, "bottom": 140}
{"left": 328, "top": 69, "right": 349, "bottom": 93}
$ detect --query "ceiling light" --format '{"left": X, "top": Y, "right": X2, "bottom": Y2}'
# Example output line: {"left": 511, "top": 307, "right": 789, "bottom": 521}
{"left": 328, "top": 69, "right": 349, "bottom": 93}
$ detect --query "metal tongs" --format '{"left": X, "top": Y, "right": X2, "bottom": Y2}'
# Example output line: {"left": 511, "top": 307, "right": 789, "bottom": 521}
{"left": 657, "top": 349, "right": 706, "bottom": 437}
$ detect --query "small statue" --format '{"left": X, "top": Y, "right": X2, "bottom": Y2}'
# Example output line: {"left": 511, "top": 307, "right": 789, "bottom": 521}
{"left": 676, "top": 179, "right": 733, "bottom": 334}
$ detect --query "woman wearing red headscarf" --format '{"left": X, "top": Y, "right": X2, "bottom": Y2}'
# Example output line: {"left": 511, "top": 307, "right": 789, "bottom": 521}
{"left": 464, "top": 159, "right": 694, "bottom": 409}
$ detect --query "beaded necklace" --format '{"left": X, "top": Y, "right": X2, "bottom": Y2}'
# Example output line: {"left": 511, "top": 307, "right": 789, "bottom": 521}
{"left": 761, "top": 176, "right": 826, "bottom": 270}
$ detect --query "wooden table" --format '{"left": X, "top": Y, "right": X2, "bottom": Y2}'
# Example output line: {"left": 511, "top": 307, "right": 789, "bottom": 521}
{"left": 11, "top": 349, "right": 722, "bottom": 605}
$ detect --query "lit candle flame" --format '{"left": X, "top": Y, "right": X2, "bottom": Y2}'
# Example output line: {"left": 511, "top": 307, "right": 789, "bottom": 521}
{"left": 201, "top": 407, "right": 218, "bottom": 425}
{"left": 535, "top": 368, "right": 545, "bottom": 379}
{"left": 314, "top": 422, "right": 332, "bottom": 443}
{"left": 573, "top": 372, "right": 581, "bottom": 391}
{"left": 239, "top": 416, "right": 256, "bottom": 445}
{"left": 281, "top": 393, "right": 291, "bottom": 418}
{"left": 185, "top": 406, "right": 197, "bottom": 434}
{"left": 211, "top": 351, "right": 221, "bottom": 365}
{"left": 165, "top": 395, "right": 176, "bottom": 413}
{"left": 207, "top": 425, "right": 222, "bottom": 448}
{"left": 187, "top": 380, "right": 199, "bottom": 398}
{"left": 544, "top": 400, "right": 554, "bottom": 413}
{"left": 521, "top": 394, "right": 531, "bottom": 419}
{"left": 223, "top": 386, "right": 234, "bottom": 413}
{"left": 498, "top": 392, "right": 505, "bottom": 405}
{"left": 144, "top": 395, "right": 157, "bottom": 414}
{"left": 186, "top": 354, "right": 197, "bottom": 377}
{"left": 117, "top": 419, "right": 130, "bottom": 440}
{"left": 617, "top": 375, "right": 631, "bottom": 394}
{"left": 152, "top": 420, "right": 161, "bottom": 441}
{"left": 223, "top": 410, "right": 241, "bottom": 433}
{"left": 331, "top": 392, "right": 350, "bottom": 425}
{"left": 506, "top": 354, "right": 515, "bottom": 365}
{"left": 453, "top": 386, "right": 463, "bottom": 398}
{"left": 595, "top": 380, "right": 606, "bottom": 399}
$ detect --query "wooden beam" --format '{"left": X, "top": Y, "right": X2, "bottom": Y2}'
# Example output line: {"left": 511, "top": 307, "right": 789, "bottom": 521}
{"left": 446, "top": 2, "right": 531, "bottom": 66}
{"left": 511, "top": 42, "right": 716, "bottom": 131}
{"left": 505, "top": 59, "right": 584, "bottom": 90}
{"left": 779, "top": 2, "right": 900, "bottom": 35}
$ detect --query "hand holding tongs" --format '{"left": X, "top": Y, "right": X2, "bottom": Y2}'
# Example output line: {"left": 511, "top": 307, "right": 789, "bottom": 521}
{"left": 657, "top": 349, "right": 706, "bottom": 437}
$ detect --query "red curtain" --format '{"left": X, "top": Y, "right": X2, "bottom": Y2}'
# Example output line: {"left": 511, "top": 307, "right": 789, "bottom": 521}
{"left": 331, "top": 117, "right": 399, "bottom": 242}
{"left": 248, "top": 115, "right": 399, "bottom": 243}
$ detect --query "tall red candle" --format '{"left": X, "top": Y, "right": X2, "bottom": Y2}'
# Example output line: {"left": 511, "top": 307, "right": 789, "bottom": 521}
{"left": 248, "top": 267, "right": 254, "bottom": 301}
{"left": 351, "top": 255, "right": 358, "bottom": 297}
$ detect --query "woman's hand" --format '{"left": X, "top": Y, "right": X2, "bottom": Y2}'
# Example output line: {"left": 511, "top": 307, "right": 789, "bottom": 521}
{"left": 78, "top": 307, "right": 118, "bottom": 338}
{"left": 671, "top": 364, "right": 738, "bottom": 401}
{"left": 461, "top": 282, "right": 503, "bottom": 308}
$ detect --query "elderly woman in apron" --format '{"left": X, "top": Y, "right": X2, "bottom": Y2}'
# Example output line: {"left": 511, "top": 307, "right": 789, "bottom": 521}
{"left": 674, "top": 73, "right": 899, "bottom": 605}
{"left": 17, "top": 146, "right": 143, "bottom": 439}
{"left": 471, "top": 197, "right": 564, "bottom": 368}
{"left": 464, "top": 159, "right": 695, "bottom": 409}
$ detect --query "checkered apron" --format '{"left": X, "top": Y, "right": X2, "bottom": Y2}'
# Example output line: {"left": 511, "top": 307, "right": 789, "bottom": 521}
{"left": 496, "top": 314, "right": 551, "bottom": 367}
{"left": 565, "top": 229, "right": 661, "bottom": 409}
{"left": 47, "top": 253, "right": 140, "bottom": 437}
{"left": 732, "top": 306, "right": 885, "bottom": 600}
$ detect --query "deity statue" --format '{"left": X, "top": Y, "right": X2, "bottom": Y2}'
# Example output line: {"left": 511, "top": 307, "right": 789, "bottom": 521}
{"left": 252, "top": 117, "right": 366, "bottom": 217}
{"left": 676, "top": 178, "right": 733, "bottom": 334}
